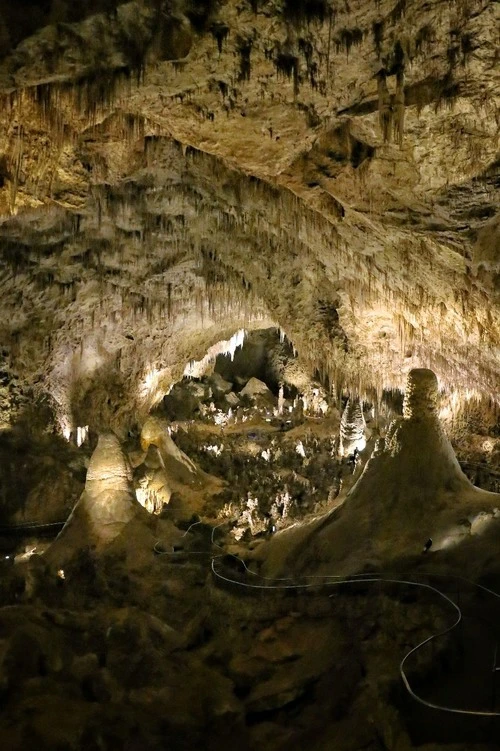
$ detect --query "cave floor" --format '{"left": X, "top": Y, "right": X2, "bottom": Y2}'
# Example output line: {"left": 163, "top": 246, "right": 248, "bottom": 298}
{"left": 1, "top": 386, "right": 500, "bottom": 750}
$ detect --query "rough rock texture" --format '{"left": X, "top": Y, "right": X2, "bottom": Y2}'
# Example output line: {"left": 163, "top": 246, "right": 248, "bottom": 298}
{"left": 240, "top": 376, "right": 272, "bottom": 398}
{"left": 0, "top": 0, "right": 497, "bottom": 437}
{"left": 0, "top": 426, "right": 85, "bottom": 524}
{"left": 136, "top": 416, "right": 222, "bottom": 518}
{"left": 403, "top": 366, "right": 440, "bottom": 418}
{"left": 141, "top": 416, "right": 200, "bottom": 481}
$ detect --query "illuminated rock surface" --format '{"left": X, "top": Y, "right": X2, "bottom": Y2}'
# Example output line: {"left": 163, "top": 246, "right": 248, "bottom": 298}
{"left": 48, "top": 432, "right": 145, "bottom": 557}
{"left": 339, "top": 398, "right": 366, "bottom": 456}
{"left": 262, "top": 368, "right": 500, "bottom": 575}
{"left": 0, "top": 0, "right": 497, "bottom": 434}
{"left": 0, "top": 2, "right": 499, "bottom": 749}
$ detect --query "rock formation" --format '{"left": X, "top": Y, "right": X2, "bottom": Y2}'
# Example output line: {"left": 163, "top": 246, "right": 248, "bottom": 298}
{"left": 263, "top": 368, "right": 500, "bottom": 576}
{"left": 47, "top": 432, "right": 146, "bottom": 558}
{"left": 0, "top": 0, "right": 496, "bottom": 437}
{"left": 0, "top": 4, "right": 498, "bottom": 746}
{"left": 140, "top": 416, "right": 200, "bottom": 482}
{"left": 339, "top": 398, "right": 366, "bottom": 456}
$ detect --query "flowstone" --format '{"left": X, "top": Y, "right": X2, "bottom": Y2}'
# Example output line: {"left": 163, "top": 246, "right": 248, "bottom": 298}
{"left": 140, "top": 417, "right": 200, "bottom": 484}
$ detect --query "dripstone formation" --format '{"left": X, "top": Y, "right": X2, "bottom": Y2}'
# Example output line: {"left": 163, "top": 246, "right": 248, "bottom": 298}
{"left": 0, "top": 3, "right": 499, "bottom": 749}
{"left": 263, "top": 368, "right": 499, "bottom": 576}
{"left": 0, "top": 0, "right": 497, "bottom": 436}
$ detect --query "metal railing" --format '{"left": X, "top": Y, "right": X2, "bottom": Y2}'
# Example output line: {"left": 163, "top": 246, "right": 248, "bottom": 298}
{"left": 155, "top": 520, "right": 500, "bottom": 718}
{"left": 0, "top": 520, "right": 65, "bottom": 536}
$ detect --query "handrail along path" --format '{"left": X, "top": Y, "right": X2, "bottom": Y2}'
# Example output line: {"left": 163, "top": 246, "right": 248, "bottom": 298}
{"left": 155, "top": 519, "right": 500, "bottom": 719}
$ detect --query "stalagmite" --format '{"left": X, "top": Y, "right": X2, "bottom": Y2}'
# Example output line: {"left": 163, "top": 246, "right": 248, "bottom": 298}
{"left": 0, "top": 5, "right": 497, "bottom": 747}
{"left": 263, "top": 369, "right": 500, "bottom": 576}
{"left": 339, "top": 398, "right": 366, "bottom": 456}
{"left": 47, "top": 433, "right": 145, "bottom": 558}
{"left": 278, "top": 384, "right": 285, "bottom": 415}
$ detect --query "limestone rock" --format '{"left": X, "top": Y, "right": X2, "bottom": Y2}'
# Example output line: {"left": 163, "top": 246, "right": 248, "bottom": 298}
{"left": 263, "top": 369, "right": 500, "bottom": 575}
{"left": 209, "top": 372, "right": 233, "bottom": 395}
{"left": 141, "top": 417, "right": 198, "bottom": 477}
{"left": 240, "top": 378, "right": 272, "bottom": 399}
{"left": 47, "top": 433, "right": 144, "bottom": 557}
{"left": 186, "top": 379, "right": 211, "bottom": 401}
{"left": 225, "top": 391, "right": 240, "bottom": 408}
{"left": 339, "top": 398, "right": 366, "bottom": 457}
{"left": 0, "top": 0, "right": 497, "bottom": 434}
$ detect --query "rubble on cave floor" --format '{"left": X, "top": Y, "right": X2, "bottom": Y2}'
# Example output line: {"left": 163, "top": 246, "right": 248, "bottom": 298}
{"left": 141, "top": 365, "right": 370, "bottom": 542}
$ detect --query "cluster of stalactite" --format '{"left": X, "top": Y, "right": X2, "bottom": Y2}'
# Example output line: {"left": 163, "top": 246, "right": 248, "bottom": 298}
{"left": 0, "top": 0, "right": 496, "bottom": 429}
{"left": 0, "top": 0, "right": 486, "bottom": 199}
{"left": 156, "top": 140, "right": 498, "bottom": 397}
{"left": 0, "top": 126, "right": 497, "bottom": 433}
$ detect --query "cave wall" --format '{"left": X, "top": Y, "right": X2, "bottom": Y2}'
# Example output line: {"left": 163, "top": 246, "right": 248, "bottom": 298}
{"left": 0, "top": 0, "right": 497, "bottom": 434}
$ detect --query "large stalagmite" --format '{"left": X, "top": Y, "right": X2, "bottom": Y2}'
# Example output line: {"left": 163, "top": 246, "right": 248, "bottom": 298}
{"left": 0, "top": 3, "right": 498, "bottom": 748}
{"left": 262, "top": 369, "right": 500, "bottom": 576}
{"left": 380, "top": 368, "right": 470, "bottom": 493}
{"left": 47, "top": 432, "right": 146, "bottom": 559}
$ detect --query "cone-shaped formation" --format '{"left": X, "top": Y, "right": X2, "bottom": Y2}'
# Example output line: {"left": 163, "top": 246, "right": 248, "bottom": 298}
{"left": 380, "top": 368, "right": 468, "bottom": 492}
{"left": 339, "top": 398, "right": 366, "bottom": 456}
{"left": 263, "top": 369, "right": 499, "bottom": 576}
{"left": 402, "top": 368, "right": 439, "bottom": 419}
{"left": 140, "top": 417, "right": 201, "bottom": 486}
{"left": 48, "top": 433, "right": 144, "bottom": 557}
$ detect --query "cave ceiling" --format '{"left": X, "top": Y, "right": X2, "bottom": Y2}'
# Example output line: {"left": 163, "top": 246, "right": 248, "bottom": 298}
{"left": 0, "top": 0, "right": 498, "bottom": 433}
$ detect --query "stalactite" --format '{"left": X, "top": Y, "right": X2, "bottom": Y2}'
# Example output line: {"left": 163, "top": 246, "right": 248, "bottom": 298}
{"left": 9, "top": 125, "right": 24, "bottom": 212}
{"left": 372, "top": 19, "right": 384, "bottom": 58}
{"left": 334, "top": 28, "right": 363, "bottom": 58}
{"left": 377, "top": 70, "right": 392, "bottom": 143}
{"left": 389, "top": 0, "right": 407, "bottom": 24}
{"left": 392, "top": 69, "right": 405, "bottom": 146}
{"left": 237, "top": 35, "right": 253, "bottom": 82}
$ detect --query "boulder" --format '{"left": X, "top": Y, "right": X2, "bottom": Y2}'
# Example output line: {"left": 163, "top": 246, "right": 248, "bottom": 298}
{"left": 185, "top": 379, "right": 210, "bottom": 401}
{"left": 240, "top": 378, "right": 272, "bottom": 399}
{"left": 209, "top": 372, "right": 233, "bottom": 395}
{"left": 225, "top": 391, "right": 240, "bottom": 408}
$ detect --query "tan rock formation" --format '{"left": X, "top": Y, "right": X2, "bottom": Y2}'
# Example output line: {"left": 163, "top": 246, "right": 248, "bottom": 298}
{"left": 0, "top": 0, "right": 496, "bottom": 435}
{"left": 141, "top": 416, "right": 198, "bottom": 479}
{"left": 47, "top": 432, "right": 145, "bottom": 558}
{"left": 262, "top": 368, "right": 500, "bottom": 575}
{"left": 339, "top": 398, "right": 366, "bottom": 456}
